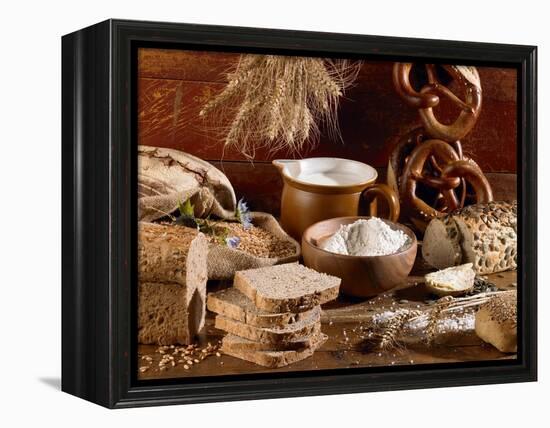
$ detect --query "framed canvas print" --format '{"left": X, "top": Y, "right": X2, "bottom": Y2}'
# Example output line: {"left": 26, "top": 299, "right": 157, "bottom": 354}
{"left": 61, "top": 19, "right": 537, "bottom": 408}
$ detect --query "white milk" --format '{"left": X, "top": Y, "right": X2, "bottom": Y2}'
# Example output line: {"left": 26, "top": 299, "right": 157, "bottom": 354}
{"left": 297, "top": 171, "right": 361, "bottom": 186}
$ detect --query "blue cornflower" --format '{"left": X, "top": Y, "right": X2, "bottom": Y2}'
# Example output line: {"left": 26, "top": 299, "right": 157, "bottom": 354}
{"left": 225, "top": 236, "right": 241, "bottom": 249}
{"left": 237, "top": 198, "right": 253, "bottom": 230}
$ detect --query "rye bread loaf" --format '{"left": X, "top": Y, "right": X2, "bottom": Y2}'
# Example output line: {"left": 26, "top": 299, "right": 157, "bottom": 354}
{"left": 221, "top": 333, "right": 328, "bottom": 368}
{"left": 422, "top": 201, "right": 517, "bottom": 274}
{"left": 207, "top": 287, "right": 316, "bottom": 328}
{"left": 138, "top": 145, "right": 236, "bottom": 222}
{"left": 138, "top": 222, "right": 209, "bottom": 345}
{"left": 233, "top": 263, "right": 341, "bottom": 313}
{"left": 475, "top": 290, "right": 517, "bottom": 353}
{"left": 215, "top": 307, "right": 321, "bottom": 344}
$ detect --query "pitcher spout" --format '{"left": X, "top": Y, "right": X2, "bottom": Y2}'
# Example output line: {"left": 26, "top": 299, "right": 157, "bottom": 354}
{"left": 272, "top": 159, "right": 296, "bottom": 173}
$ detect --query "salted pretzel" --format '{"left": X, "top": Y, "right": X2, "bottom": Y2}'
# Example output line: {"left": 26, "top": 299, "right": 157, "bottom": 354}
{"left": 393, "top": 63, "right": 482, "bottom": 141}
{"left": 399, "top": 139, "right": 493, "bottom": 231}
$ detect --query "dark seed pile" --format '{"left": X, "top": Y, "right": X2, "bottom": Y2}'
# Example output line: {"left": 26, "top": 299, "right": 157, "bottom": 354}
{"left": 465, "top": 276, "right": 499, "bottom": 296}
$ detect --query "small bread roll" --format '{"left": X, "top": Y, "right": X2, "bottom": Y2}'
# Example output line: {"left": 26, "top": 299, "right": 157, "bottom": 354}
{"left": 475, "top": 291, "right": 517, "bottom": 353}
{"left": 424, "top": 263, "right": 475, "bottom": 297}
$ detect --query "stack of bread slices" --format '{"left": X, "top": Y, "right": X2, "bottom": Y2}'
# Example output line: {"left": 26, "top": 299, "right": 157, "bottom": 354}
{"left": 207, "top": 263, "right": 341, "bottom": 368}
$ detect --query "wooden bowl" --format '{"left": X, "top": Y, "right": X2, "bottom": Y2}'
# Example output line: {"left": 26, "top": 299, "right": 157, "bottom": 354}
{"left": 301, "top": 216, "right": 417, "bottom": 298}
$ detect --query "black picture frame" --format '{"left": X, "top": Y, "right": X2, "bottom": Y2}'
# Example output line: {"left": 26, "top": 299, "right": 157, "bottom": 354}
{"left": 61, "top": 19, "right": 537, "bottom": 409}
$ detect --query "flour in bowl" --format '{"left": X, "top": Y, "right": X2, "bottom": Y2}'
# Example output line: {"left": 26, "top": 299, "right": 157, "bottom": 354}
{"left": 321, "top": 218, "right": 408, "bottom": 256}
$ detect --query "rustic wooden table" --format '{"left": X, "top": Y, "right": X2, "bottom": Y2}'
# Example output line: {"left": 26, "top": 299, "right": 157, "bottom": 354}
{"left": 138, "top": 259, "right": 517, "bottom": 380}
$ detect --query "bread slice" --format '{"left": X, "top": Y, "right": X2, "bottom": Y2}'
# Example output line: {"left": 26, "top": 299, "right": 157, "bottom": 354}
{"left": 138, "top": 222, "right": 209, "bottom": 345}
{"left": 233, "top": 263, "right": 341, "bottom": 313}
{"left": 220, "top": 323, "right": 322, "bottom": 351}
{"left": 215, "top": 307, "right": 321, "bottom": 344}
{"left": 207, "top": 287, "right": 316, "bottom": 328}
{"left": 425, "top": 263, "right": 475, "bottom": 297}
{"left": 422, "top": 216, "right": 462, "bottom": 269}
{"left": 221, "top": 333, "right": 328, "bottom": 368}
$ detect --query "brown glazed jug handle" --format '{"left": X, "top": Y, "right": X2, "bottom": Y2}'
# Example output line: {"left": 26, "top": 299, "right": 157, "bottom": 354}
{"left": 361, "top": 183, "right": 400, "bottom": 222}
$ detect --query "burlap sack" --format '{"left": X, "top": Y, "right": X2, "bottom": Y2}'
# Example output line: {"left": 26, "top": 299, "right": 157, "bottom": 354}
{"left": 207, "top": 212, "right": 301, "bottom": 280}
{"left": 138, "top": 145, "right": 236, "bottom": 221}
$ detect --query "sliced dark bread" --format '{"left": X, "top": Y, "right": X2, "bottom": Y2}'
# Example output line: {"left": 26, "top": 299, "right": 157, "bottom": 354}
{"left": 221, "top": 333, "right": 328, "bottom": 368}
{"left": 220, "top": 323, "right": 322, "bottom": 351}
{"left": 233, "top": 263, "right": 341, "bottom": 313}
{"left": 207, "top": 287, "right": 317, "bottom": 327}
{"left": 214, "top": 306, "right": 321, "bottom": 344}
{"left": 138, "top": 222, "right": 209, "bottom": 345}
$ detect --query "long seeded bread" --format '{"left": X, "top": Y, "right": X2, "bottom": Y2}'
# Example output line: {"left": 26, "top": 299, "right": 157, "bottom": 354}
{"left": 215, "top": 307, "right": 321, "bottom": 344}
{"left": 138, "top": 222, "right": 209, "bottom": 345}
{"left": 221, "top": 333, "right": 328, "bottom": 368}
{"left": 207, "top": 287, "right": 317, "bottom": 327}
{"left": 422, "top": 201, "right": 517, "bottom": 274}
{"left": 233, "top": 263, "right": 341, "bottom": 313}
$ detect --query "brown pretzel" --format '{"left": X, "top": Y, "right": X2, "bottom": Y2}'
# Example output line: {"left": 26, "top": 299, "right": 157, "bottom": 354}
{"left": 393, "top": 63, "right": 482, "bottom": 141}
{"left": 392, "top": 63, "right": 439, "bottom": 109}
{"left": 439, "top": 159, "right": 493, "bottom": 209}
{"left": 387, "top": 127, "right": 426, "bottom": 195}
{"left": 387, "top": 127, "right": 466, "bottom": 200}
{"left": 400, "top": 139, "right": 493, "bottom": 231}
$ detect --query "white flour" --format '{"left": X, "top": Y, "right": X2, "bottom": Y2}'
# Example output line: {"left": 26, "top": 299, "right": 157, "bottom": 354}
{"left": 322, "top": 218, "right": 408, "bottom": 256}
{"left": 371, "top": 309, "right": 475, "bottom": 338}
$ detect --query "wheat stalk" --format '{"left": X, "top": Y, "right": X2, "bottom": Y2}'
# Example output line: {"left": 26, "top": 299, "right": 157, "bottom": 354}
{"left": 424, "top": 296, "right": 453, "bottom": 346}
{"left": 372, "top": 310, "right": 422, "bottom": 351}
{"left": 200, "top": 54, "right": 361, "bottom": 157}
{"left": 369, "top": 290, "right": 515, "bottom": 352}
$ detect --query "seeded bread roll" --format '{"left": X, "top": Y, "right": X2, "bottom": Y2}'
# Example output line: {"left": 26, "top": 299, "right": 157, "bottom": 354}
{"left": 425, "top": 263, "right": 475, "bottom": 297}
{"left": 138, "top": 222, "right": 208, "bottom": 345}
{"left": 221, "top": 333, "right": 328, "bottom": 368}
{"left": 422, "top": 201, "right": 517, "bottom": 274}
{"left": 233, "top": 263, "right": 341, "bottom": 313}
{"left": 475, "top": 291, "right": 517, "bottom": 353}
{"left": 215, "top": 307, "right": 321, "bottom": 344}
{"left": 207, "top": 287, "right": 316, "bottom": 328}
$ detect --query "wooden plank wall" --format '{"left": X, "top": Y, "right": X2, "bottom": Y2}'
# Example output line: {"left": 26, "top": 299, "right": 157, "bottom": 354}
{"left": 138, "top": 48, "right": 517, "bottom": 215}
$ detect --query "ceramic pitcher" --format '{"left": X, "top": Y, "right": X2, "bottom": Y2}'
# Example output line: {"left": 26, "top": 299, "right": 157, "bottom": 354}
{"left": 273, "top": 157, "right": 400, "bottom": 240}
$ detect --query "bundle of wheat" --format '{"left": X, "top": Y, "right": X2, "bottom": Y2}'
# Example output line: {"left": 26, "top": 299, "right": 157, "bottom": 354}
{"left": 200, "top": 54, "right": 361, "bottom": 158}
{"left": 368, "top": 291, "right": 515, "bottom": 351}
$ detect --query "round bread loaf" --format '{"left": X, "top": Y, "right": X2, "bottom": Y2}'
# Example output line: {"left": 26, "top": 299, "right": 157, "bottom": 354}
{"left": 475, "top": 290, "right": 517, "bottom": 353}
{"left": 422, "top": 201, "right": 517, "bottom": 274}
